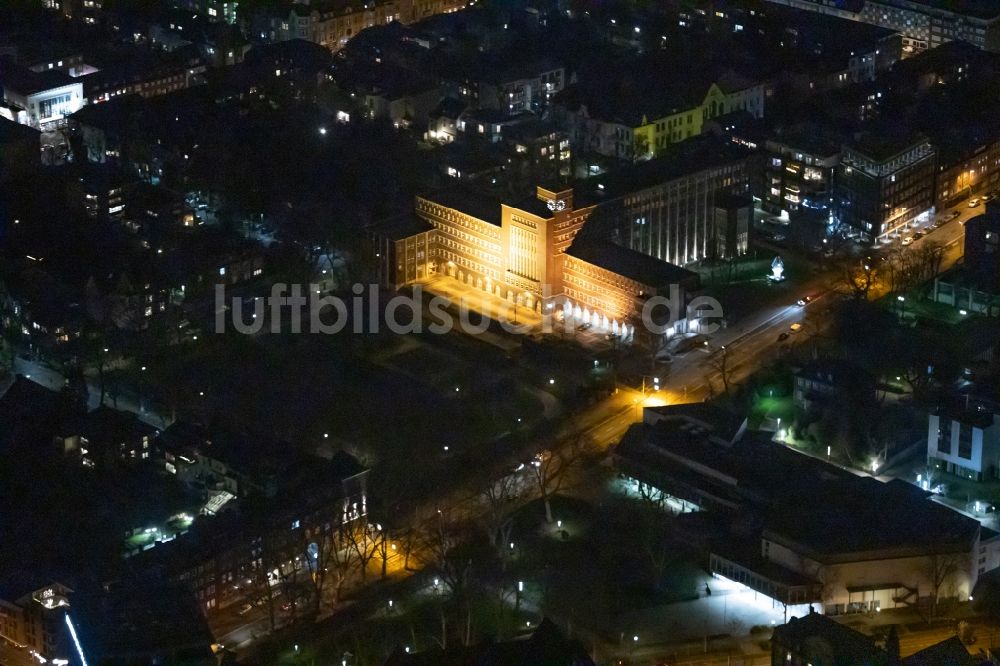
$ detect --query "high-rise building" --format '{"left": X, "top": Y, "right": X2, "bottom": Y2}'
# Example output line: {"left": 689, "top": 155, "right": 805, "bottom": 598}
{"left": 834, "top": 133, "right": 936, "bottom": 242}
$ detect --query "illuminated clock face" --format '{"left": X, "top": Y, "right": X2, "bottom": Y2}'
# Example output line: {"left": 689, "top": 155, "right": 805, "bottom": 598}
{"left": 547, "top": 199, "right": 566, "bottom": 211}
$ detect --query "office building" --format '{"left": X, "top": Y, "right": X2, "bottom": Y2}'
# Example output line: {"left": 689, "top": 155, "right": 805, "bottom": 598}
{"left": 834, "top": 132, "right": 936, "bottom": 242}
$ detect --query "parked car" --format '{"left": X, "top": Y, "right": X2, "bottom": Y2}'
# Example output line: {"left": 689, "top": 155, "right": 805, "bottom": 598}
{"left": 913, "top": 231, "right": 925, "bottom": 240}
{"left": 901, "top": 236, "right": 914, "bottom": 246}
{"left": 777, "top": 332, "right": 790, "bottom": 341}
{"left": 789, "top": 323, "right": 803, "bottom": 333}
{"left": 970, "top": 198, "right": 981, "bottom": 208}
{"left": 238, "top": 603, "right": 253, "bottom": 616}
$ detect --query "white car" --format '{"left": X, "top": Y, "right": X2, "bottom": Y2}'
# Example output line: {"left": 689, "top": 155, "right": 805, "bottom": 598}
{"left": 901, "top": 237, "right": 914, "bottom": 246}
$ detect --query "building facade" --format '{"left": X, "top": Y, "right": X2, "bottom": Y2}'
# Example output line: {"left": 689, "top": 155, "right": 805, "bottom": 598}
{"left": 764, "top": 135, "right": 840, "bottom": 218}
{"left": 965, "top": 204, "right": 1000, "bottom": 289}
{"left": 927, "top": 398, "right": 1000, "bottom": 482}
{"left": 371, "top": 184, "right": 706, "bottom": 340}
{"left": 935, "top": 136, "right": 1000, "bottom": 208}
{"left": 277, "top": 0, "right": 466, "bottom": 52}
{"left": 594, "top": 143, "right": 754, "bottom": 266}
{"left": 0, "top": 67, "right": 84, "bottom": 130}
{"left": 0, "top": 582, "right": 73, "bottom": 666}
{"left": 764, "top": 0, "right": 1000, "bottom": 53}
{"left": 558, "top": 78, "right": 766, "bottom": 162}
{"left": 834, "top": 136, "right": 936, "bottom": 242}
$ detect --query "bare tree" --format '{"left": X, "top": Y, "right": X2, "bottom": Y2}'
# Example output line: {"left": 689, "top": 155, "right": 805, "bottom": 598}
{"left": 480, "top": 471, "right": 528, "bottom": 556}
{"left": 927, "top": 553, "right": 962, "bottom": 618}
{"left": 529, "top": 435, "right": 591, "bottom": 523}
{"left": 635, "top": 481, "right": 668, "bottom": 511}
{"left": 703, "top": 346, "right": 732, "bottom": 396}
{"left": 344, "top": 521, "right": 381, "bottom": 583}
{"left": 329, "top": 520, "right": 362, "bottom": 603}
{"left": 841, "top": 260, "right": 880, "bottom": 301}
{"left": 425, "top": 511, "right": 475, "bottom": 647}
{"left": 635, "top": 501, "right": 673, "bottom": 585}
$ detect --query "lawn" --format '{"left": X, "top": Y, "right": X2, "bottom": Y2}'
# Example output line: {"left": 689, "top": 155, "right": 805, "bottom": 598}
{"left": 503, "top": 494, "right": 705, "bottom": 637}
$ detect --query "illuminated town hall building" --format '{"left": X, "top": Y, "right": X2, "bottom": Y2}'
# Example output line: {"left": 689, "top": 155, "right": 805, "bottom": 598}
{"left": 371, "top": 138, "right": 753, "bottom": 339}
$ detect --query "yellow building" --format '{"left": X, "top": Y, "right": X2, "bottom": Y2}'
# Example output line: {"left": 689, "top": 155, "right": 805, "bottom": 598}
{"left": 372, "top": 184, "right": 701, "bottom": 338}
{"left": 560, "top": 74, "right": 765, "bottom": 161}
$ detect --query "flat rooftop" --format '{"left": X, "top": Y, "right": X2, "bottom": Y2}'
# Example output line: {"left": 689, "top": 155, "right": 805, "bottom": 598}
{"left": 576, "top": 136, "right": 752, "bottom": 204}
{"left": 566, "top": 240, "right": 699, "bottom": 289}
{"left": 0, "top": 57, "right": 74, "bottom": 95}
{"left": 419, "top": 186, "right": 503, "bottom": 226}
{"left": 616, "top": 422, "right": 981, "bottom": 560}
{"left": 369, "top": 212, "right": 433, "bottom": 241}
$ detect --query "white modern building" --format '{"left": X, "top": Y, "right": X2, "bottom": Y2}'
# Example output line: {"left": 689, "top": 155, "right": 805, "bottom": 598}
{"left": 928, "top": 397, "right": 1000, "bottom": 482}
{"left": 0, "top": 63, "right": 84, "bottom": 129}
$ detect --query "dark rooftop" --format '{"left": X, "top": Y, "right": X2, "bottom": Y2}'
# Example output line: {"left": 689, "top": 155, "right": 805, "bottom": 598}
{"left": 566, "top": 240, "right": 699, "bottom": 290}
{"left": 846, "top": 128, "right": 930, "bottom": 163}
{"left": 935, "top": 397, "right": 998, "bottom": 429}
{"left": 369, "top": 212, "right": 433, "bottom": 241}
{"left": 0, "top": 116, "right": 39, "bottom": 144}
{"left": 0, "top": 56, "right": 74, "bottom": 95}
{"left": 0, "top": 376, "right": 72, "bottom": 453}
{"left": 903, "top": 636, "right": 975, "bottom": 666}
{"left": 772, "top": 612, "right": 880, "bottom": 662}
{"left": 81, "top": 406, "right": 157, "bottom": 444}
{"left": 419, "top": 186, "right": 503, "bottom": 226}
{"left": 615, "top": 414, "right": 981, "bottom": 560}
{"left": 508, "top": 194, "right": 555, "bottom": 220}
{"left": 576, "top": 136, "right": 752, "bottom": 204}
